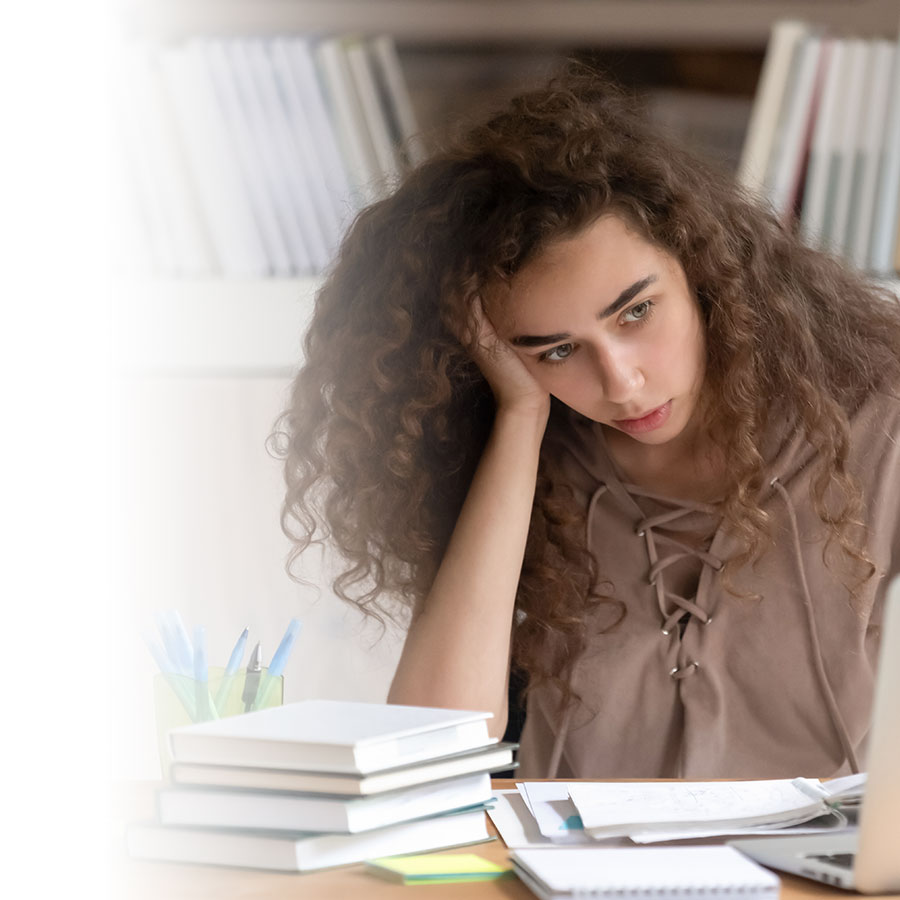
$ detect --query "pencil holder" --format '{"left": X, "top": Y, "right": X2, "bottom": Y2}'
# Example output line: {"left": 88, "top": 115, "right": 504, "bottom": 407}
{"left": 153, "top": 666, "right": 284, "bottom": 778}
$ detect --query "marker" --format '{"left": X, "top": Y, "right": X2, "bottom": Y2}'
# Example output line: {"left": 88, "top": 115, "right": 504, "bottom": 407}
{"left": 215, "top": 626, "right": 249, "bottom": 712}
{"left": 242, "top": 641, "right": 262, "bottom": 713}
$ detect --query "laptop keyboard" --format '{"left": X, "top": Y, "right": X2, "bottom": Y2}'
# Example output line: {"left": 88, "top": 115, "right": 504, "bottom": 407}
{"left": 807, "top": 853, "right": 855, "bottom": 870}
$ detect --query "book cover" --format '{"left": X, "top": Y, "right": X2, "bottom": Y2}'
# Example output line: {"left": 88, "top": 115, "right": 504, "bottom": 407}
{"left": 313, "top": 35, "right": 384, "bottom": 206}
{"left": 272, "top": 37, "right": 356, "bottom": 228}
{"left": 823, "top": 38, "right": 870, "bottom": 253}
{"left": 800, "top": 37, "right": 845, "bottom": 248}
{"left": 157, "top": 770, "right": 493, "bottom": 833}
{"left": 868, "top": 38, "right": 900, "bottom": 275}
{"left": 763, "top": 31, "right": 825, "bottom": 221}
{"left": 126, "top": 805, "right": 490, "bottom": 872}
{"left": 737, "top": 20, "right": 810, "bottom": 196}
{"left": 847, "top": 41, "right": 896, "bottom": 268}
{"left": 240, "top": 38, "right": 333, "bottom": 272}
{"left": 201, "top": 38, "right": 296, "bottom": 276}
{"left": 369, "top": 34, "right": 428, "bottom": 168}
{"left": 157, "top": 41, "right": 271, "bottom": 277}
{"left": 344, "top": 35, "right": 403, "bottom": 187}
{"left": 170, "top": 741, "right": 516, "bottom": 795}
{"left": 168, "top": 699, "right": 494, "bottom": 773}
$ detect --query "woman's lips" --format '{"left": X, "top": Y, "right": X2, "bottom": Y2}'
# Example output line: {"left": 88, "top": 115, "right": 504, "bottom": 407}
{"left": 612, "top": 401, "right": 672, "bottom": 434}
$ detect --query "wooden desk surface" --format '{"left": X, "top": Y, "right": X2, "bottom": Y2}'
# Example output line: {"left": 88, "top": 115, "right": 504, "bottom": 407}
{"left": 112, "top": 780, "right": 898, "bottom": 900}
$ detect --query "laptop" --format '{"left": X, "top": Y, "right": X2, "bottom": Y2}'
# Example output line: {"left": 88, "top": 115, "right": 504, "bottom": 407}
{"left": 730, "top": 576, "right": 900, "bottom": 893}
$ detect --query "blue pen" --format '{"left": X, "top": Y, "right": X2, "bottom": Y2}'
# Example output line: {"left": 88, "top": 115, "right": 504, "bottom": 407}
{"left": 254, "top": 618, "right": 302, "bottom": 710}
{"left": 215, "top": 626, "right": 249, "bottom": 712}
{"left": 193, "top": 625, "right": 217, "bottom": 721}
{"left": 154, "top": 611, "right": 187, "bottom": 676}
{"left": 171, "top": 610, "right": 195, "bottom": 675}
{"left": 268, "top": 618, "right": 302, "bottom": 678}
{"left": 141, "top": 629, "right": 196, "bottom": 720}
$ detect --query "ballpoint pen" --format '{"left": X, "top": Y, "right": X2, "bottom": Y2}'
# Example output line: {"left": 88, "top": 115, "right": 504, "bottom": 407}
{"left": 193, "top": 625, "right": 217, "bottom": 721}
{"left": 242, "top": 641, "right": 263, "bottom": 713}
{"left": 215, "top": 625, "right": 249, "bottom": 712}
{"left": 141, "top": 629, "right": 196, "bottom": 720}
{"left": 254, "top": 618, "right": 302, "bottom": 710}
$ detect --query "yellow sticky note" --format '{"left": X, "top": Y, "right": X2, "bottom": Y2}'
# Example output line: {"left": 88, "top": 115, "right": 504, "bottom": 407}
{"left": 366, "top": 853, "right": 511, "bottom": 884}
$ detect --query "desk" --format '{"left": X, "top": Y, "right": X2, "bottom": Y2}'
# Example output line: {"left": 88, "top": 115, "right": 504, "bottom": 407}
{"left": 112, "top": 780, "right": 898, "bottom": 900}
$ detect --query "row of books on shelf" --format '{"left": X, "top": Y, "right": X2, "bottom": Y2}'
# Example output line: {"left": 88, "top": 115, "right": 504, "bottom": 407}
{"left": 738, "top": 19, "right": 900, "bottom": 277}
{"left": 114, "top": 34, "right": 424, "bottom": 280}
{"left": 126, "top": 699, "right": 514, "bottom": 871}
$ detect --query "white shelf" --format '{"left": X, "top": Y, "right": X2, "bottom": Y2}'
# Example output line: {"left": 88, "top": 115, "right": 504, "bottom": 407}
{"left": 115, "top": 278, "right": 319, "bottom": 376}
{"left": 123, "top": 0, "right": 900, "bottom": 48}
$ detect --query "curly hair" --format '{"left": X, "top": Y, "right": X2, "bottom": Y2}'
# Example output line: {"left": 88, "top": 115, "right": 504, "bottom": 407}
{"left": 272, "top": 65, "right": 900, "bottom": 702}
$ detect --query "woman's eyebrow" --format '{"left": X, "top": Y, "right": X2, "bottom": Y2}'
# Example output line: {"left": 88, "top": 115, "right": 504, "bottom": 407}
{"left": 510, "top": 274, "right": 659, "bottom": 347}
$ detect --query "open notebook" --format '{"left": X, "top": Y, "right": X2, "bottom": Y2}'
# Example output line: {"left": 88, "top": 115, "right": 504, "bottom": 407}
{"left": 731, "top": 576, "right": 900, "bottom": 894}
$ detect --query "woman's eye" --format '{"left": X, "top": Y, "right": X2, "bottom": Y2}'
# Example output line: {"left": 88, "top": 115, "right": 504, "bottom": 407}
{"left": 622, "top": 300, "right": 652, "bottom": 323}
{"left": 542, "top": 342, "right": 575, "bottom": 362}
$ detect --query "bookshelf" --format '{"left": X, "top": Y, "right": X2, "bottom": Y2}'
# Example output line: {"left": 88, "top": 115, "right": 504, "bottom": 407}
{"left": 114, "top": 2, "right": 900, "bottom": 376}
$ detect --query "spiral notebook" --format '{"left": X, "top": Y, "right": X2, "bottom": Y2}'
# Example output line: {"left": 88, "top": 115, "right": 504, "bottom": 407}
{"left": 510, "top": 846, "right": 780, "bottom": 900}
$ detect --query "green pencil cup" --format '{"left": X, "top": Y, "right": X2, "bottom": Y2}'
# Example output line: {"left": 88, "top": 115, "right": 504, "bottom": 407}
{"left": 153, "top": 666, "right": 284, "bottom": 778}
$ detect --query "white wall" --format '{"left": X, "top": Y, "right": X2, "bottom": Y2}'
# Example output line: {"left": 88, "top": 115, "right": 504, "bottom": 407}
{"left": 111, "top": 373, "right": 405, "bottom": 778}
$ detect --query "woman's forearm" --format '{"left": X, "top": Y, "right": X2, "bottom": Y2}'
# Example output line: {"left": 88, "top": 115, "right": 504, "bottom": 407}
{"left": 387, "top": 403, "right": 548, "bottom": 738}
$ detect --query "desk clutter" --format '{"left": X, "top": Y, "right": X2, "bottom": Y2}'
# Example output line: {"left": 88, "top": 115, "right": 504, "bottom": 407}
{"left": 126, "top": 699, "right": 516, "bottom": 872}
{"left": 488, "top": 777, "right": 866, "bottom": 848}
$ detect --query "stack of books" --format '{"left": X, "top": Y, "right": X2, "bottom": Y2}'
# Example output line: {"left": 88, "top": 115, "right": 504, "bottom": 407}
{"left": 126, "top": 699, "right": 516, "bottom": 872}
{"left": 738, "top": 19, "right": 900, "bottom": 278}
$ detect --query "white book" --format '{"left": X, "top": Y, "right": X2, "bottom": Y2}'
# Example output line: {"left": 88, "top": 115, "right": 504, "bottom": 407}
{"left": 170, "top": 741, "right": 516, "bottom": 796}
{"left": 120, "top": 45, "right": 216, "bottom": 276}
{"left": 221, "top": 39, "right": 314, "bottom": 274}
{"left": 126, "top": 805, "right": 490, "bottom": 872}
{"left": 848, "top": 41, "right": 896, "bottom": 268}
{"left": 824, "top": 38, "right": 870, "bottom": 253}
{"left": 157, "top": 42, "right": 270, "bottom": 277}
{"left": 763, "top": 31, "right": 825, "bottom": 220}
{"left": 273, "top": 37, "right": 355, "bottom": 227}
{"left": 201, "top": 38, "right": 295, "bottom": 276}
{"left": 511, "top": 847, "right": 780, "bottom": 900}
{"left": 738, "top": 20, "right": 810, "bottom": 196}
{"left": 168, "top": 699, "right": 494, "bottom": 773}
{"left": 255, "top": 39, "right": 343, "bottom": 263}
{"left": 157, "top": 770, "right": 493, "bottom": 833}
{"left": 114, "top": 48, "right": 179, "bottom": 275}
{"left": 345, "top": 35, "right": 403, "bottom": 186}
{"left": 800, "top": 38, "right": 845, "bottom": 247}
{"left": 869, "top": 39, "right": 900, "bottom": 275}
{"left": 369, "top": 34, "right": 428, "bottom": 167}
{"left": 241, "top": 39, "right": 334, "bottom": 272}
{"left": 314, "top": 35, "right": 383, "bottom": 205}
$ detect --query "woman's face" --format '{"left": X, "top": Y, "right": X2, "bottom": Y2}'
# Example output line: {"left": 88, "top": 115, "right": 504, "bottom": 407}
{"left": 493, "top": 214, "right": 707, "bottom": 449}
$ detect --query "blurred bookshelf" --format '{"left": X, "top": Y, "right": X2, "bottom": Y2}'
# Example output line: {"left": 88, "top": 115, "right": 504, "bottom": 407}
{"left": 111, "top": 2, "right": 900, "bottom": 375}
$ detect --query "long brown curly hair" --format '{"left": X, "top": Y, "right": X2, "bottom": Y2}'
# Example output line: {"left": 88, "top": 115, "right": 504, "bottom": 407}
{"left": 272, "top": 65, "right": 900, "bottom": 702}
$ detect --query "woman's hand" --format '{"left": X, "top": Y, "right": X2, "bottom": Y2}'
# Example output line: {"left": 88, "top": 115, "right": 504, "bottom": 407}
{"left": 466, "top": 299, "right": 551, "bottom": 419}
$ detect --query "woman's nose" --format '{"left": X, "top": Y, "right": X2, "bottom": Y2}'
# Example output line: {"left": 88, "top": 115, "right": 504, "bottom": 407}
{"left": 595, "top": 346, "right": 644, "bottom": 403}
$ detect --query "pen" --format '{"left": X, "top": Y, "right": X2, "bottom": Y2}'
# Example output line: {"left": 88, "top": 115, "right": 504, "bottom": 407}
{"left": 171, "top": 610, "right": 195, "bottom": 675}
{"left": 215, "top": 626, "right": 249, "bottom": 712}
{"left": 193, "top": 625, "right": 215, "bottom": 721}
{"left": 141, "top": 629, "right": 196, "bottom": 720}
{"left": 254, "top": 618, "right": 302, "bottom": 710}
{"left": 242, "top": 641, "right": 262, "bottom": 713}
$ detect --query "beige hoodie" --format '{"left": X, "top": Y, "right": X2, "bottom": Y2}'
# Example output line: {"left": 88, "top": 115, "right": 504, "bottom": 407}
{"left": 517, "top": 388, "right": 900, "bottom": 779}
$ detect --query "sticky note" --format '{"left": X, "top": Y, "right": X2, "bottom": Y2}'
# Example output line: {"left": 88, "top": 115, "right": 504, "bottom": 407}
{"left": 365, "top": 852, "right": 512, "bottom": 884}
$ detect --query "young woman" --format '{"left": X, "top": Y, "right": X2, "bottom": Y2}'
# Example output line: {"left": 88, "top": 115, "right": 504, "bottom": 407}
{"left": 275, "top": 67, "right": 900, "bottom": 780}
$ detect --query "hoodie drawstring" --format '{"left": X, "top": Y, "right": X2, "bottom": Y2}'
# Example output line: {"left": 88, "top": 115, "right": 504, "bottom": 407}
{"left": 770, "top": 477, "right": 860, "bottom": 773}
